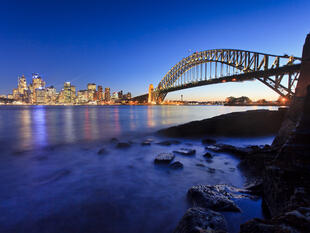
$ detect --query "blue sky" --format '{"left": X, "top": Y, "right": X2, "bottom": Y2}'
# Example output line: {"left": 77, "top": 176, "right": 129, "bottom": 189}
{"left": 0, "top": 0, "right": 309, "bottom": 100}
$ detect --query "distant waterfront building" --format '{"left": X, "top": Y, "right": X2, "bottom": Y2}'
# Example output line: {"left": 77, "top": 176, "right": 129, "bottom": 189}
{"left": 87, "top": 83, "right": 96, "bottom": 101}
{"left": 97, "top": 85, "right": 104, "bottom": 102}
{"left": 63, "top": 82, "right": 76, "bottom": 104}
{"left": 104, "top": 88, "right": 111, "bottom": 102}
{"left": 118, "top": 90, "right": 123, "bottom": 100}
{"left": 35, "top": 88, "right": 47, "bottom": 104}
{"left": 112, "top": 92, "right": 118, "bottom": 100}
{"left": 46, "top": 86, "right": 57, "bottom": 104}
{"left": 29, "top": 73, "right": 46, "bottom": 104}
{"left": 77, "top": 90, "right": 88, "bottom": 104}
{"left": 148, "top": 84, "right": 154, "bottom": 103}
{"left": 18, "top": 75, "right": 28, "bottom": 95}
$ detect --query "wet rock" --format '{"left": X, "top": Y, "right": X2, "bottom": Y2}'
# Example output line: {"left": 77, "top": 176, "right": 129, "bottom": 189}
{"left": 196, "top": 163, "right": 205, "bottom": 167}
{"left": 229, "top": 168, "right": 235, "bottom": 172}
{"left": 170, "top": 161, "right": 184, "bottom": 169}
{"left": 35, "top": 169, "right": 71, "bottom": 185}
{"left": 157, "top": 140, "right": 181, "bottom": 146}
{"left": 203, "top": 152, "right": 213, "bottom": 158}
{"left": 187, "top": 185, "right": 242, "bottom": 212}
{"left": 205, "top": 159, "right": 213, "bottom": 163}
{"left": 240, "top": 207, "right": 310, "bottom": 233}
{"left": 116, "top": 142, "right": 131, "bottom": 149}
{"left": 207, "top": 168, "right": 216, "bottom": 174}
{"left": 154, "top": 153, "right": 175, "bottom": 164}
{"left": 97, "top": 148, "right": 107, "bottom": 155}
{"left": 174, "top": 207, "right": 227, "bottom": 233}
{"left": 202, "top": 138, "right": 216, "bottom": 145}
{"left": 173, "top": 148, "right": 196, "bottom": 156}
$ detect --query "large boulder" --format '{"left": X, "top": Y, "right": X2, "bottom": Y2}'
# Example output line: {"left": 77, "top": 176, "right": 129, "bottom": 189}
{"left": 174, "top": 207, "right": 227, "bottom": 233}
{"left": 187, "top": 185, "right": 241, "bottom": 212}
{"left": 154, "top": 153, "right": 175, "bottom": 164}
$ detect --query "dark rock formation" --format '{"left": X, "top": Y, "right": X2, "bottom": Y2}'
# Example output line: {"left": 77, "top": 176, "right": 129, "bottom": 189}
{"left": 154, "top": 153, "right": 175, "bottom": 164}
{"left": 173, "top": 148, "right": 196, "bottom": 155}
{"left": 174, "top": 207, "right": 228, "bottom": 233}
{"left": 240, "top": 207, "right": 310, "bottom": 233}
{"left": 158, "top": 109, "right": 286, "bottom": 137}
{"left": 141, "top": 140, "right": 151, "bottom": 146}
{"left": 187, "top": 185, "right": 241, "bottom": 212}
{"left": 170, "top": 161, "right": 184, "bottom": 169}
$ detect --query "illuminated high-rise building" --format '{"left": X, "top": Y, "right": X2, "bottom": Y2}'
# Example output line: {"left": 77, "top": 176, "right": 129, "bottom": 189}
{"left": 18, "top": 75, "right": 27, "bottom": 95}
{"left": 104, "top": 88, "right": 111, "bottom": 102}
{"left": 97, "top": 85, "right": 104, "bottom": 102}
{"left": 63, "top": 82, "right": 76, "bottom": 104}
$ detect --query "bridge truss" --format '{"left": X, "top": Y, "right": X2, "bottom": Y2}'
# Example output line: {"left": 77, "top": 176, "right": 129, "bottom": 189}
{"left": 155, "top": 49, "right": 301, "bottom": 102}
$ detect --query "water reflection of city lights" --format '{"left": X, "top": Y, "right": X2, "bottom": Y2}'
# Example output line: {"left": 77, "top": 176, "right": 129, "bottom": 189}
{"left": 33, "top": 106, "right": 47, "bottom": 147}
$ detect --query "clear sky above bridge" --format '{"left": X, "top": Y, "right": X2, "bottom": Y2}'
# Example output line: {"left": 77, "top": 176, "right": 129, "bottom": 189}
{"left": 0, "top": 0, "right": 309, "bottom": 100}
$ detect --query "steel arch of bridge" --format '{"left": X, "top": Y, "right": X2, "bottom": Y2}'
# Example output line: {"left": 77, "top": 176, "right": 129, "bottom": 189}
{"left": 155, "top": 49, "right": 301, "bottom": 102}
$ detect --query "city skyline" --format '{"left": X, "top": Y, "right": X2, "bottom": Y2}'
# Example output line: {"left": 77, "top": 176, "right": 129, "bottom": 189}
{"left": 0, "top": 0, "right": 309, "bottom": 100}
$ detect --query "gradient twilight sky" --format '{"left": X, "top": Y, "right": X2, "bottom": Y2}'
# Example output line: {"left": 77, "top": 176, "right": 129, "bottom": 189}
{"left": 0, "top": 0, "right": 309, "bottom": 100}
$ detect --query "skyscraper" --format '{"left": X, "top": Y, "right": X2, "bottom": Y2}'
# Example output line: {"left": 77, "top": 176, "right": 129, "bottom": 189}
{"left": 104, "top": 88, "right": 111, "bottom": 102}
{"left": 148, "top": 84, "right": 154, "bottom": 103}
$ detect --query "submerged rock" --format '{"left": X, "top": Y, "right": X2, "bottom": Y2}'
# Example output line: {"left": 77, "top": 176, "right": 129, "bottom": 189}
{"left": 154, "top": 153, "right": 175, "bottom": 164}
{"left": 97, "top": 148, "right": 107, "bottom": 155}
{"left": 207, "top": 168, "right": 216, "bottom": 174}
{"left": 174, "top": 207, "right": 227, "bottom": 233}
{"left": 116, "top": 142, "right": 131, "bottom": 149}
{"left": 173, "top": 148, "right": 196, "bottom": 156}
{"left": 170, "top": 161, "right": 184, "bottom": 169}
{"left": 196, "top": 163, "right": 205, "bottom": 167}
{"left": 187, "top": 185, "right": 242, "bottom": 212}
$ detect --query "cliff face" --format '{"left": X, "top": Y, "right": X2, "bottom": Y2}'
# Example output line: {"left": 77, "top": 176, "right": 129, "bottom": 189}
{"left": 240, "top": 34, "right": 310, "bottom": 233}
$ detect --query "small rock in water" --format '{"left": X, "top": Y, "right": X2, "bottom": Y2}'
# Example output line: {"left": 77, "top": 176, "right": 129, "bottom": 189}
{"left": 97, "top": 148, "right": 107, "bottom": 155}
{"left": 187, "top": 184, "right": 242, "bottom": 212}
{"left": 141, "top": 140, "right": 151, "bottom": 146}
{"left": 154, "top": 153, "right": 175, "bottom": 164}
{"left": 170, "top": 161, "right": 184, "bottom": 169}
{"left": 157, "top": 140, "right": 180, "bottom": 146}
{"left": 196, "top": 163, "right": 205, "bottom": 167}
{"left": 174, "top": 207, "right": 228, "bottom": 233}
{"left": 205, "top": 159, "right": 213, "bottom": 163}
{"left": 116, "top": 142, "right": 131, "bottom": 149}
{"left": 202, "top": 138, "right": 217, "bottom": 145}
{"left": 203, "top": 152, "right": 213, "bottom": 158}
{"left": 229, "top": 167, "right": 236, "bottom": 172}
{"left": 110, "top": 137, "right": 118, "bottom": 143}
{"left": 173, "top": 148, "right": 196, "bottom": 155}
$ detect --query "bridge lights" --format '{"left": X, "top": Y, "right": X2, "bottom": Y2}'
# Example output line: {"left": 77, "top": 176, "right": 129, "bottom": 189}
{"left": 281, "top": 97, "right": 288, "bottom": 103}
{"left": 232, "top": 78, "right": 237, "bottom": 82}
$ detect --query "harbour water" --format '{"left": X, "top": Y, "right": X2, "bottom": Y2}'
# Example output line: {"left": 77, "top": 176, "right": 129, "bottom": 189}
{"left": 0, "top": 105, "right": 278, "bottom": 233}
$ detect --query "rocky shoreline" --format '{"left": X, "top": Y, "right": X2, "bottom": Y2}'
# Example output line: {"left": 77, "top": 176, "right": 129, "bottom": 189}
{"left": 156, "top": 88, "right": 310, "bottom": 232}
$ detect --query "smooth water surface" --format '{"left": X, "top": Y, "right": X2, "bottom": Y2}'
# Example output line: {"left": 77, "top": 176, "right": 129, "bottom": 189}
{"left": 0, "top": 105, "right": 278, "bottom": 233}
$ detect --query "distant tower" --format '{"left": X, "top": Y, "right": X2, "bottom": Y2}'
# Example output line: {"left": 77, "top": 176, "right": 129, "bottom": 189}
{"left": 148, "top": 84, "right": 154, "bottom": 103}
{"left": 181, "top": 95, "right": 183, "bottom": 102}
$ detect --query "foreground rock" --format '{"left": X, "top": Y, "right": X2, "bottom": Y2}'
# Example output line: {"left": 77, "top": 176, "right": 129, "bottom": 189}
{"left": 174, "top": 207, "right": 227, "bottom": 233}
{"left": 187, "top": 185, "right": 242, "bottom": 212}
{"left": 173, "top": 148, "right": 196, "bottom": 155}
{"left": 240, "top": 207, "right": 310, "bottom": 233}
{"left": 170, "top": 161, "right": 184, "bottom": 169}
{"left": 158, "top": 109, "right": 286, "bottom": 137}
{"left": 154, "top": 153, "right": 175, "bottom": 164}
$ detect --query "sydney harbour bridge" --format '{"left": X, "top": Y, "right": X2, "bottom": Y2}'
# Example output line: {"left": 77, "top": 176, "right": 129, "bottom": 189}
{"left": 131, "top": 49, "right": 302, "bottom": 103}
